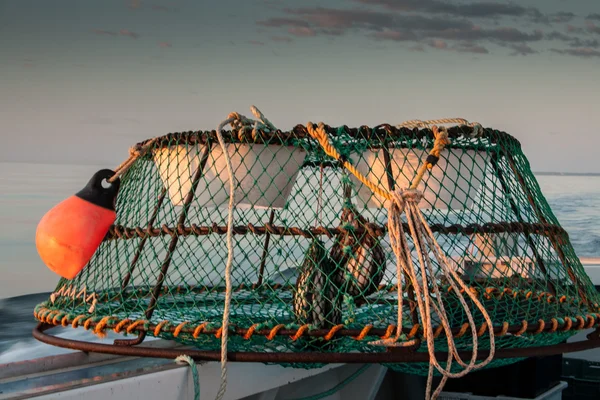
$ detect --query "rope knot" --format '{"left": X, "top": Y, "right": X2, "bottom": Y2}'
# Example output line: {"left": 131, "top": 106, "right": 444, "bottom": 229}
{"left": 129, "top": 144, "right": 143, "bottom": 158}
{"left": 390, "top": 188, "right": 423, "bottom": 214}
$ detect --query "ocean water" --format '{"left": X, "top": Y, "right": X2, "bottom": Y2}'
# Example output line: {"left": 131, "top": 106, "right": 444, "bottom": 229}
{"left": 1, "top": 162, "right": 600, "bottom": 363}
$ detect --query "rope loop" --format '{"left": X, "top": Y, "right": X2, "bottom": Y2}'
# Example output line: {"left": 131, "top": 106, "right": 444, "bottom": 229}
{"left": 304, "top": 116, "right": 495, "bottom": 400}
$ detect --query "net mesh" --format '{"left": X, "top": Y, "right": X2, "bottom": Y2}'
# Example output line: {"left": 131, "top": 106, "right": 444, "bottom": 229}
{"left": 35, "top": 124, "right": 600, "bottom": 375}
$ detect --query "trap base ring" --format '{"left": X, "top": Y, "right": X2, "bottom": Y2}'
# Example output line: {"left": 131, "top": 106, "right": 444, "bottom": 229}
{"left": 33, "top": 323, "right": 600, "bottom": 364}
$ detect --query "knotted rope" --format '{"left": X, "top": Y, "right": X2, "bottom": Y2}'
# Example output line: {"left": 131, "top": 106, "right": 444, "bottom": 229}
{"left": 305, "top": 121, "right": 495, "bottom": 400}
{"left": 214, "top": 105, "right": 278, "bottom": 400}
{"left": 398, "top": 117, "right": 483, "bottom": 138}
{"left": 108, "top": 137, "right": 159, "bottom": 183}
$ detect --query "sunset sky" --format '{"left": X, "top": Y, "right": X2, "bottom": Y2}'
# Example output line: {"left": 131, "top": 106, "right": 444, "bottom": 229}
{"left": 1, "top": 0, "right": 599, "bottom": 172}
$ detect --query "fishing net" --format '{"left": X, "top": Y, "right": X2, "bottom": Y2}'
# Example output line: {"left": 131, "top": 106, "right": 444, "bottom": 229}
{"left": 34, "top": 112, "right": 600, "bottom": 380}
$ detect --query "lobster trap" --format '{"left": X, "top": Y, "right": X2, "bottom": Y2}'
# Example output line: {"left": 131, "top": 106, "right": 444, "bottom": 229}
{"left": 34, "top": 118, "right": 600, "bottom": 377}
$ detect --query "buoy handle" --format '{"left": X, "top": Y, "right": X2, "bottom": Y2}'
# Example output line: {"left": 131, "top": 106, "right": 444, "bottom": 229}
{"left": 75, "top": 169, "right": 121, "bottom": 211}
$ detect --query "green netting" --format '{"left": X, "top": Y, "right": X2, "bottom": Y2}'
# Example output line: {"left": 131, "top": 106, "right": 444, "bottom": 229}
{"left": 35, "top": 121, "right": 600, "bottom": 376}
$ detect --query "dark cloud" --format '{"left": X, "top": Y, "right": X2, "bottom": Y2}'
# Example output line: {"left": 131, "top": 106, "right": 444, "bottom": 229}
{"left": 550, "top": 12, "right": 576, "bottom": 23}
{"left": 571, "top": 37, "right": 600, "bottom": 48}
{"left": 551, "top": 47, "right": 600, "bottom": 58}
{"left": 567, "top": 25, "right": 585, "bottom": 34}
{"left": 546, "top": 31, "right": 572, "bottom": 41}
{"left": 257, "top": 17, "right": 310, "bottom": 28}
{"left": 587, "top": 22, "right": 600, "bottom": 35}
{"left": 422, "top": 39, "right": 488, "bottom": 54}
{"left": 158, "top": 42, "right": 172, "bottom": 48}
{"left": 260, "top": 7, "right": 542, "bottom": 46}
{"left": 508, "top": 43, "right": 537, "bottom": 56}
{"left": 370, "top": 29, "right": 417, "bottom": 41}
{"left": 586, "top": 13, "right": 600, "bottom": 21}
{"left": 545, "top": 31, "right": 599, "bottom": 49}
{"left": 92, "top": 29, "right": 140, "bottom": 39}
{"left": 453, "top": 42, "right": 489, "bottom": 54}
{"left": 119, "top": 29, "right": 139, "bottom": 39}
{"left": 354, "top": 0, "right": 539, "bottom": 20}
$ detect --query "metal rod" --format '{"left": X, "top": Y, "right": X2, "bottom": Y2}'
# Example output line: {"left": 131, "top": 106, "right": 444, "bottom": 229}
{"left": 490, "top": 153, "right": 557, "bottom": 296}
{"left": 120, "top": 187, "right": 168, "bottom": 292}
{"left": 34, "top": 322, "right": 600, "bottom": 364}
{"left": 498, "top": 146, "right": 587, "bottom": 304}
{"left": 256, "top": 210, "right": 276, "bottom": 286}
{"left": 381, "top": 145, "right": 420, "bottom": 326}
{"left": 106, "top": 221, "right": 567, "bottom": 241}
{"left": 114, "top": 143, "right": 212, "bottom": 346}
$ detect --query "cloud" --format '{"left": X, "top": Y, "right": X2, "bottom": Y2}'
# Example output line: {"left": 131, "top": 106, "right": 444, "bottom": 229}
{"left": 453, "top": 42, "right": 489, "bottom": 54}
{"left": 270, "top": 35, "right": 294, "bottom": 43}
{"left": 158, "top": 41, "right": 172, "bottom": 48}
{"left": 354, "top": 0, "right": 539, "bottom": 20}
{"left": 259, "top": 7, "right": 543, "bottom": 46}
{"left": 550, "top": 12, "right": 575, "bottom": 23}
{"left": 423, "top": 39, "right": 488, "bottom": 54}
{"left": 586, "top": 13, "right": 600, "bottom": 21}
{"left": 92, "top": 29, "right": 140, "bottom": 39}
{"left": 428, "top": 39, "right": 448, "bottom": 49}
{"left": 248, "top": 40, "right": 265, "bottom": 45}
{"left": 257, "top": 17, "right": 310, "bottom": 28}
{"left": 128, "top": 0, "right": 141, "bottom": 10}
{"left": 119, "top": 29, "right": 139, "bottom": 38}
{"left": 587, "top": 22, "right": 600, "bottom": 35}
{"left": 551, "top": 47, "right": 600, "bottom": 58}
{"left": 546, "top": 30, "right": 600, "bottom": 48}
{"left": 567, "top": 25, "right": 585, "bottom": 34}
{"left": 508, "top": 43, "right": 537, "bottom": 56}
{"left": 546, "top": 31, "right": 572, "bottom": 41}
{"left": 288, "top": 26, "right": 317, "bottom": 37}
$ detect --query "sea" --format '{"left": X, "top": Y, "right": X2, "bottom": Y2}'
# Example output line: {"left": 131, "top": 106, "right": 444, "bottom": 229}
{"left": 1, "top": 162, "right": 600, "bottom": 364}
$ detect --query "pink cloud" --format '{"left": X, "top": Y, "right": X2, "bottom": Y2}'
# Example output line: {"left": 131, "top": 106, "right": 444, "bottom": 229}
{"left": 288, "top": 27, "right": 317, "bottom": 37}
{"left": 129, "top": 0, "right": 141, "bottom": 10}
{"left": 248, "top": 40, "right": 265, "bottom": 46}
{"left": 158, "top": 41, "right": 172, "bottom": 48}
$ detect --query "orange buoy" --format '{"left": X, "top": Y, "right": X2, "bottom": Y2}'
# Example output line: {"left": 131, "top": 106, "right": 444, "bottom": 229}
{"left": 36, "top": 169, "right": 120, "bottom": 279}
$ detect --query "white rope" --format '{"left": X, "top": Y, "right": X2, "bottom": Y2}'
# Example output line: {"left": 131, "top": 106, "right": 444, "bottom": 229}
{"left": 369, "top": 188, "right": 496, "bottom": 400}
{"left": 213, "top": 106, "right": 276, "bottom": 400}
{"left": 397, "top": 118, "right": 483, "bottom": 138}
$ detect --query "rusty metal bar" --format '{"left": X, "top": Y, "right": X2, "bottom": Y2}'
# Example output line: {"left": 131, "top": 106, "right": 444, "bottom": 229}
{"left": 498, "top": 145, "right": 587, "bottom": 305}
{"left": 257, "top": 210, "right": 276, "bottom": 286}
{"left": 114, "top": 143, "right": 212, "bottom": 346}
{"left": 120, "top": 187, "right": 168, "bottom": 291}
{"left": 490, "top": 153, "right": 557, "bottom": 296}
{"left": 34, "top": 322, "right": 600, "bottom": 364}
{"left": 106, "top": 221, "right": 567, "bottom": 242}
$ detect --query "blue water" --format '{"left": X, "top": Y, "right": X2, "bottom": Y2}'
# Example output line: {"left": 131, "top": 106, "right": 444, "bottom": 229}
{"left": 1, "top": 162, "right": 600, "bottom": 363}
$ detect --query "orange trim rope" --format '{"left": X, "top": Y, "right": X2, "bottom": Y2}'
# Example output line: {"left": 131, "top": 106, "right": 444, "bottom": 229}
{"left": 34, "top": 307, "right": 600, "bottom": 341}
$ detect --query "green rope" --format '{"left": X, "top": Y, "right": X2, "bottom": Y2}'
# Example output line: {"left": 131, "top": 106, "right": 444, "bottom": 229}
{"left": 291, "top": 364, "right": 372, "bottom": 400}
{"left": 176, "top": 355, "right": 200, "bottom": 400}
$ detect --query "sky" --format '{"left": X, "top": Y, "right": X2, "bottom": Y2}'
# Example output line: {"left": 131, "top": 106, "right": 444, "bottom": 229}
{"left": 1, "top": 0, "right": 599, "bottom": 172}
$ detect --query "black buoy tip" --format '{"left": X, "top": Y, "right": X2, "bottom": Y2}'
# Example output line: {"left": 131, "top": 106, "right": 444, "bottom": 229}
{"left": 75, "top": 169, "right": 121, "bottom": 211}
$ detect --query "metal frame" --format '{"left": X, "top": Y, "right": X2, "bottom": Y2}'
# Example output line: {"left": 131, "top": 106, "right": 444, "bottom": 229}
{"left": 33, "top": 323, "right": 600, "bottom": 364}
